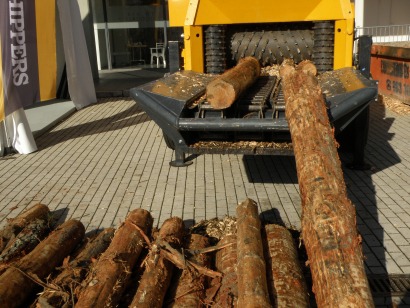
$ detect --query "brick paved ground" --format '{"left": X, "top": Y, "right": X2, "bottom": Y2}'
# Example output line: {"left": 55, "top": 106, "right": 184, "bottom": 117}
{"left": 0, "top": 97, "right": 409, "bottom": 299}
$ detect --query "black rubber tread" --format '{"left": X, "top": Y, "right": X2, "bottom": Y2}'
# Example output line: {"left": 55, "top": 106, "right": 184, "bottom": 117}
{"left": 204, "top": 26, "right": 225, "bottom": 33}
{"left": 230, "top": 29, "right": 314, "bottom": 65}
{"left": 205, "top": 61, "right": 226, "bottom": 65}
{"left": 206, "top": 38, "right": 226, "bottom": 45}
{"left": 312, "top": 46, "right": 334, "bottom": 53}
{"left": 312, "top": 21, "right": 334, "bottom": 72}
{"left": 205, "top": 50, "right": 226, "bottom": 56}
{"left": 316, "top": 64, "right": 334, "bottom": 72}
{"left": 205, "top": 25, "right": 227, "bottom": 74}
{"left": 314, "top": 35, "right": 334, "bottom": 41}
{"left": 313, "top": 52, "right": 335, "bottom": 59}
{"left": 205, "top": 56, "right": 228, "bottom": 62}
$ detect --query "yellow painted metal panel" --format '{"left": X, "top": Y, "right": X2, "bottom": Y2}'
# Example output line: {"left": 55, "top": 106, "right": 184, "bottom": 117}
{"left": 334, "top": 19, "right": 354, "bottom": 69}
{"left": 35, "top": 0, "right": 57, "bottom": 101}
{"left": 185, "top": 0, "right": 200, "bottom": 26}
{"left": 183, "top": 26, "right": 204, "bottom": 72}
{"left": 0, "top": 35, "right": 4, "bottom": 121}
{"left": 169, "top": 0, "right": 353, "bottom": 26}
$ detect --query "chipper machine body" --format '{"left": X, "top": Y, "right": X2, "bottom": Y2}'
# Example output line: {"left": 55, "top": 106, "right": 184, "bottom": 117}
{"left": 131, "top": 0, "right": 378, "bottom": 167}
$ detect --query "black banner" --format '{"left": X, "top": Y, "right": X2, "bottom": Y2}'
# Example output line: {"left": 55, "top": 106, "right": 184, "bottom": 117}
{"left": 1, "top": 0, "right": 40, "bottom": 116}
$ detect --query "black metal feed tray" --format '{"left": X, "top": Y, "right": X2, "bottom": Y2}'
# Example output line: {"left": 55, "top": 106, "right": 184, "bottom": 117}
{"left": 130, "top": 68, "right": 378, "bottom": 167}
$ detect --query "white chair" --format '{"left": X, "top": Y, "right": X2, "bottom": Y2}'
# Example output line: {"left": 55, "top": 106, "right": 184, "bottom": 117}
{"left": 150, "top": 43, "right": 167, "bottom": 68}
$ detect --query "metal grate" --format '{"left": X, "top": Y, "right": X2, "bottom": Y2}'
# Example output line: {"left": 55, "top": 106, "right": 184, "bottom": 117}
{"left": 368, "top": 274, "right": 410, "bottom": 297}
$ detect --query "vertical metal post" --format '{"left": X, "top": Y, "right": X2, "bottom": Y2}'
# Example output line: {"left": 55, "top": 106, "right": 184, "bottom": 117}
{"left": 357, "top": 35, "right": 372, "bottom": 78}
{"left": 169, "top": 41, "right": 181, "bottom": 73}
{"left": 102, "top": 0, "right": 112, "bottom": 70}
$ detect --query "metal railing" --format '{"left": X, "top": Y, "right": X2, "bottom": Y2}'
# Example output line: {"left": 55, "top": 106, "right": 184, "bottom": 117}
{"left": 355, "top": 24, "right": 410, "bottom": 43}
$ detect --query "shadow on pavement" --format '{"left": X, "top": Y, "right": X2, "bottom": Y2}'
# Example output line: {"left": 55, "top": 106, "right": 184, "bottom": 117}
{"left": 35, "top": 100, "right": 149, "bottom": 150}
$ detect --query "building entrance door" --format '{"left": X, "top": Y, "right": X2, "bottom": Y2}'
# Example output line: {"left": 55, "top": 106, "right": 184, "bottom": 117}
{"left": 91, "top": 0, "right": 169, "bottom": 70}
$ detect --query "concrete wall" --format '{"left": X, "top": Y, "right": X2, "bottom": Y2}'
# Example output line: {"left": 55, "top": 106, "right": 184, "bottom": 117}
{"left": 356, "top": 0, "right": 410, "bottom": 27}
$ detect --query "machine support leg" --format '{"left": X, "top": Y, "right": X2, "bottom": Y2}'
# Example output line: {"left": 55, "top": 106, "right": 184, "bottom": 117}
{"left": 170, "top": 148, "right": 193, "bottom": 167}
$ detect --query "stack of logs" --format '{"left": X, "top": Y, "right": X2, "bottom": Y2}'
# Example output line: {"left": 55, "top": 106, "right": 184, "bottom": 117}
{"left": 0, "top": 200, "right": 309, "bottom": 308}
{"left": 0, "top": 58, "right": 374, "bottom": 307}
{"left": 208, "top": 58, "right": 374, "bottom": 307}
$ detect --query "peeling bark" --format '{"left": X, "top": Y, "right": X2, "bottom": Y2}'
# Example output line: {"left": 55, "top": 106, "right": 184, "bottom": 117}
{"left": 129, "top": 216, "right": 185, "bottom": 308}
{"left": 166, "top": 233, "right": 210, "bottom": 307}
{"left": 280, "top": 60, "right": 374, "bottom": 307}
{"left": 213, "top": 233, "right": 238, "bottom": 307}
{"left": 0, "top": 218, "right": 50, "bottom": 264}
{"left": 236, "top": 198, "right": 271, "bottom": 308}
{"left": 264, "top": 224, "right": 309, "bottom": 307}
{"left": 75, "top": 209, "right": 153, "bottom": 308}
{"left": 0, "top": 203, "right": 50, "bottom": 253}
{"left": 0, "top": 219, "right": 85, "bottom": 308}
{"left": 36, "top": 228, "right": 115, "bottom": 307}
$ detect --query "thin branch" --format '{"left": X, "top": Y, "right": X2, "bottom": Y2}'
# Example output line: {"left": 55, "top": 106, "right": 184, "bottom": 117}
{"left": 10, "top": 266, "right": 66, "bottom": 293}
{"left": 187, "top": 241, "right": 234, "bottom": 255}
{"left": 159, "top": 240, "right": 222, "bottom": 279}
{"left": 127, "top": 221, "right": 152, "bottom": 247}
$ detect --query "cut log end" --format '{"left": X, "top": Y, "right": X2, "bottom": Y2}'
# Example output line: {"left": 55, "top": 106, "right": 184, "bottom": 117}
{"left": 206, "top": 56, "right": 261, "bottom": 110}
{"left": 206, "top": 81, "right": 236, "bottom": 109}
{"left": 279, "top": 59, "right": 296, "bottom": 78}
{"left": 297, "top": 60, "right": 317, "bottom": 76}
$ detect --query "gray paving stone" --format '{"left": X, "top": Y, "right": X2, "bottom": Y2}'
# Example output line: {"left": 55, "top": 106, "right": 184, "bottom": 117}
{"left": 1, "top": 98, "right": 410, "bottom": 277}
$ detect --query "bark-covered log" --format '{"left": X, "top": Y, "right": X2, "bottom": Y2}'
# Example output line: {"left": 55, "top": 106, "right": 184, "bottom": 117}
{"left": 213, "top": 233, "right": 238, "bottom": 307}
{"left": 129, "top": 216, "right": 185, "bottom": 308}
{"left": 264, "top": 224, "right": 309, "bottom": 307}
{"left": 0, "top": 219, "right": 85, "bottom": 308}
{"left": 236, "top": 198, "right": 271, "bottom": 308}
{"left": 36, "top": 228, "right": 115, "bottom": 308}
{"left": 206, "top": 57, "right": 260, "bottom": 109}
{"left": 280, "top": 60, "right": 374, "bottom": 307}
{"left": 71, "top": 228, "right": 115, "bottom": 268}
{"left": 75, "top": 209, "right": 153, "bottom": 308}
{"left": 0, "top": 203, "right": 50, "bottom": 252}
{"left": 166, "top": 233, "right": 210, "bottom": 307}
{"left": 0, "top": 218, "right": 50, "bottom": 264}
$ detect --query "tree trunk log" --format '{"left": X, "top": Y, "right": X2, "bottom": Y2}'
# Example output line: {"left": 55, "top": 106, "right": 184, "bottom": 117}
{"left": 166, "top": 233, "right": 210, "bottom": 307}
{"left": 279, "top": 60, "right": 374, "bottom": 307}
{"left": 206, "top": 57, "right": 260, "bottom": 109}
{"left": 75, "top": 209, "right": 153, "bottom": 308}
{"left": 0, "top": 219, "right": 85, "bottom": 308}
{"left": 0, "top": 218, "right": 50, "bottom": 264}
{"left": 129, "top": 216, "right": 185, "bottom": 308}
{"left": 0, "top": 203, "right": 50, "bottom": 253}
{"left": 264, "top": 224, "right": 309, "bottom": 307}
{"left": 213, "top": 233, "right": 238, "bottom": 307}
{"left": 236, "top": 198, "right": 271, "bottom": 308}
{"left": 36, "top": 227, "right": 115, "bottom": 308}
